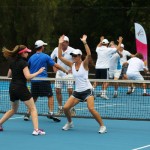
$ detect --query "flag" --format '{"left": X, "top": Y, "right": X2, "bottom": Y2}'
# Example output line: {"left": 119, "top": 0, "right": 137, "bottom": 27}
{"left": 134, "top": 23, "right": 148, "bottom": 62}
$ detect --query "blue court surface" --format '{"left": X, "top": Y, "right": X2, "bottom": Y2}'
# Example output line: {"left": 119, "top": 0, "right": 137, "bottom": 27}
{"left": 0, "top": 114, "right": 150, "bottom": 150}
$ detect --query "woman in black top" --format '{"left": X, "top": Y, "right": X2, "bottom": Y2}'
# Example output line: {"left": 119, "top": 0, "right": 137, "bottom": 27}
{"left": 0, "top": 45, "right": 45, "bottom": 135}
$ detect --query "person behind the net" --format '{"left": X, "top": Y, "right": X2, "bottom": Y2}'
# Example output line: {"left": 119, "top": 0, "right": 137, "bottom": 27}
{"left": 95, "top": 36, "right": 123, "bottom": 100}
{"left": 23, "top": 40, "right": 68, "bottom": 122}
{"left": 58, "top": 34, "right": 107, "bottom": 133}
{"left": 108, "top": 41, "right": 122, "bottom": 98}
{"left": 119, "top": 43, "right": 135, "bottom": 93}
{"left": 0, "top": 45, "right": 46, "bottom": 135}
{"left": 124, "top": 53, "right": 150, "bottom": 96}
{"left": 51, "top": 36, "right": 76, "bottom": 116}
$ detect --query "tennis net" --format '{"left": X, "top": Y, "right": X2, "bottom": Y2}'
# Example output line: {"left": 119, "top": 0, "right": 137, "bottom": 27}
{"left": 0, "top": 76, "right": 150, "bottom": 121}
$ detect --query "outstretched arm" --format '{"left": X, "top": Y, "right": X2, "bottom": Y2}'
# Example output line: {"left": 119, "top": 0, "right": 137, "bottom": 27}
{"left": 58, "top": 35, "right": 73, "bottom": 68}
{"left": 23, "top": 66, "right": 45, "bottom": 80}
{"left": 80, "top": 35, "right": 91, "bottom": 70}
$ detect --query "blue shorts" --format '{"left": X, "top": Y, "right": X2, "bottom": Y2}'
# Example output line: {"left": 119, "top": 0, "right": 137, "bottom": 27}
{"left": 72, "top": 89, "right": 94, "bottom": 102}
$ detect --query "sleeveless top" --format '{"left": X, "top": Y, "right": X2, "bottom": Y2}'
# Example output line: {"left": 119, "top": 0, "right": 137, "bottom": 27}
{"left": 72, "top": 62, "right": 92, "bottom": 92}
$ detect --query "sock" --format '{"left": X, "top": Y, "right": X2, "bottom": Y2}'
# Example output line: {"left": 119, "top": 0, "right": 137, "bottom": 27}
{"left": 114, "top": 91, "right": 118, "bottom": 94}
{"left": 128, "top": 87, "right": 131, "bottom": 91}
{"left": 59, "top": 106, "right": 63, "bottom": 109}
{"left": 103, "top": 90, "right": 106, "bottom": 95}
{"left": 49, "top": 112, "right": 53, "bottom": 115}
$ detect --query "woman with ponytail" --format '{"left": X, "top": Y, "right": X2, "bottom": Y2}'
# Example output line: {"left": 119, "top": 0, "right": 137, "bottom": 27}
{"left": 0, "top": 45, "right": 46, "bottom": 135}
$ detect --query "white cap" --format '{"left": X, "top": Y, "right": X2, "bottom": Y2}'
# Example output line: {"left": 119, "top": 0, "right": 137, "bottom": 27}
{"left": 70, "top": 49, "right": 82, "bottom": 55}
{"left": 64, "top": 36, "right": 69, "bottom": 42}
{"left": 102, "top": 39, "right": 109, "bottom": 44}
{"left": 35, "top": 40, "right": 48, "bottom": 48}
{"left": 121, "top": 44, "right": 124, "bottom": 48}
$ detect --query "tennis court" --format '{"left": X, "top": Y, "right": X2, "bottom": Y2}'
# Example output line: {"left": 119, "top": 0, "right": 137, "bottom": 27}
{"left": 0, "top": 77, "right": 150, "bottom": 150}
{"left": 0, "top": 114, "right": 150, "bottom": 150}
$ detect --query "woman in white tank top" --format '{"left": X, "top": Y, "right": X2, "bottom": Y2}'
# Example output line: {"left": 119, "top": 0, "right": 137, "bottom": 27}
{"left": 58, "top": 35, "right": 107, "bottom": 134}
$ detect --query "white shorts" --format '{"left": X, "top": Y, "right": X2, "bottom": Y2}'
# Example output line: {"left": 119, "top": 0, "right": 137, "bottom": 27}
{"left": 126, "top": 73, "right": 144, "bottom": 80}
{"left": 109, "top": 69, "right": 121, "bottom": 79}
{"left": 55, "top": 72, "right": 74, "bottom": 89}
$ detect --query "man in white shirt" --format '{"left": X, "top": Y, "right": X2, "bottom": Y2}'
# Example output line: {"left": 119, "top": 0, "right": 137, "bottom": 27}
{"left": 108, "top": 42, "right": 122, "bottom": 98}
{"left": 119, "top": 44, "right": 135, "bottom": 93}
{"left": 51, "top": 36, "right": 76, "bottom": 115}
{"left": 124, "top": 53, "right": 149, "bottom": 96}
{"left": 119, "top": 44, "right": 134, "bottom": 79}
{"left": 95, "top": 36, "right": 123, "bottom": 99}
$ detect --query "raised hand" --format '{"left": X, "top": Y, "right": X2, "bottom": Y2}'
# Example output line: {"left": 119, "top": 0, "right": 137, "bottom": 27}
{"left": 100, "top": 36, "right": 104, "bottom": 42}
{"left": 117, "top": 36, "right": 123, "bottom": 43}
{"left": 80, "top": 34, "right": 87, "bottom": 43}
{"left": 59, "top": 35, "right": 65, "bottom": 44}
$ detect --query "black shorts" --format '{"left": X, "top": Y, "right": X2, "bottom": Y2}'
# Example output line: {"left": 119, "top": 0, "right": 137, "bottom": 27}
{"left": 9, "top": 83, "right": 32, "bottom": 102}
{"left": 72, "top": 89, "right": 94, "bottom": 102}
{"left": 95, "top": 68, "right": 109, "bottom": 79}
{"left": 31, "top": 81, "right": 53, "bottom": 97}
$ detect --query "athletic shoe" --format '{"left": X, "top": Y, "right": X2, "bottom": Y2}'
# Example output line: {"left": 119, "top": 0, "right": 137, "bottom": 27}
{"left": 32, "top": 129, "right": 46, "bottom": 136}
{"left": 126, "top": 90, "right": 132, "bottom": 94}
{"left": 47, "top": 112, "right": 61, "bottom": 122}
{"left": 56, "top": 108, "right": 64, "bottom": 115}
{"left": 0, "top": 125, "right": 3, "bottom": 131}
{"left": 143, "top": 93, "right": 150, "bottom": 96}
{"left": 96, "top": 93, "right": 102, "bottom": 97}
{"left": 62, "top": 122, "right": 74, "bottom": 130}
{"left": 99, "top": 126, "right": 107, "bottom": 134}
{"left": 100, "top": 95, "right": 109, "bottom": 100}
{"left": 24, "top": 113, "right": 30, "bottom": 121}
{"left": 113, "top": 93, "right": 118, "bottom": 98}
{"left": 70, "top": 108, "right": 76, "bottom": 116}
{"left": 131, "top": 87, "right": 135, "bottom": 93}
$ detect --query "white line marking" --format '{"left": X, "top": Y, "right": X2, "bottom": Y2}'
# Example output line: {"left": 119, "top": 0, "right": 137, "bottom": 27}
{"left": 76, "top": 104, "right": 125, "bottom": 111}
{"left": 9, "top": 116, "right": 23, "bottom": 120}
{"left": 132, "top": 145, "right": 150, "bottom": 150}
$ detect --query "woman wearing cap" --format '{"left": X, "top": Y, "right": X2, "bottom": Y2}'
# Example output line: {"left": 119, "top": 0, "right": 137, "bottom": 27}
{"left": 0, "top": 45, "right": 46, "bottom": 135}
{"left": 58, "top": 35, "right": 107, "bottom": 134}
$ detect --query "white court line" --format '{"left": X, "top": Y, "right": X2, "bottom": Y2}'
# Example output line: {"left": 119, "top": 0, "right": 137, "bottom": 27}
{"left": 132, "top": 145, "right": 150, "bottom": 150}
{"left": 9, "top": 116, "right": 23, "bottom": 120}
{"left": 76, "top": 104, "right": 125, "bottom": 111}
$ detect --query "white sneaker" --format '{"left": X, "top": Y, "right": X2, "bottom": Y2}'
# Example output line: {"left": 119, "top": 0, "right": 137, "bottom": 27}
{"left": 100, "top": 95, "right": 109, "bottom": 100}
{"left": 99, "top": 126, "right": 107, "bottom": 134}
{"left": 62, "top": 122, "right": 74, "bottom": 130}
{"left": 32, "top": 129, "right": 46, "bottom": 136}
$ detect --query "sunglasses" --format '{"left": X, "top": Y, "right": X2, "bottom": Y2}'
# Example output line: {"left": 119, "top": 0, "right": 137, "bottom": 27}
{"left": 72, "top": 54, "right": 78, "bottom": 57}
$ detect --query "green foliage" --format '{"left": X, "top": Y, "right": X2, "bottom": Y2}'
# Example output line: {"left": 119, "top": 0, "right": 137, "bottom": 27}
{"left": 0, "top": 0, "right": 149, "bottom": 67}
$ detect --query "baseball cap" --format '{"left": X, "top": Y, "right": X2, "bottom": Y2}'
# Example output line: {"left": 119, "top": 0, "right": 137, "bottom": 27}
{"left": 64, "top": 36, "right": 69, "bottom": 42}
{"left": 121, "top": 44, "right": 124, "bottom": 48}
{"left": 35, "top": 40, "right": 48, "bottom": 48}
{"left": 102, "top": 39, "right": 109, "bottom": 44}
{"left": 70, "top": 49, "right": 82, "bottom": 55}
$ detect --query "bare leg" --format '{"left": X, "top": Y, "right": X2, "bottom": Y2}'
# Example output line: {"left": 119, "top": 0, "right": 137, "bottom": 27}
{"left": 86, "top": 96, "right": 104, "bottom": 126}
{"left": 63, "top": 97, "right": 79, "bottom": 122}
{"left": 56, "top": 88, "right": 62, "bottom": 107}
{"left": 0, "top": 101, "right": 19, "bottom": 125}
{"left": 24, "top": 98, "right": 38, "bottom": 130}
{"left": 48, "top": 96, "right": 54, "bottom": 113}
